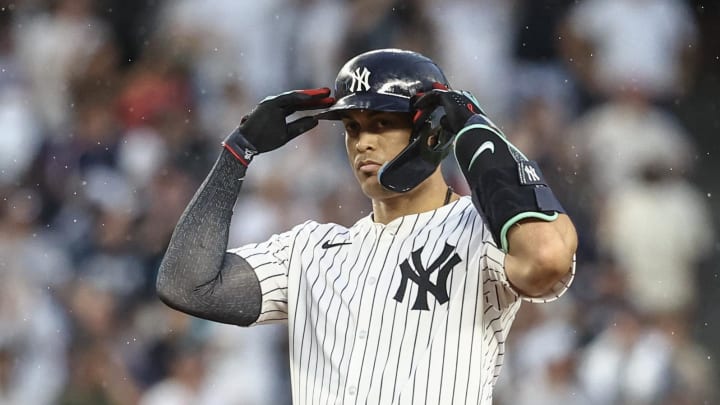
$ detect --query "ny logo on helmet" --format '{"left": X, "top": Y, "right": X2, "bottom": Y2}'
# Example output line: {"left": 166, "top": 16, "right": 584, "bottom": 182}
{"left": 348, "top": 67, "right": 371, "bottom": 92}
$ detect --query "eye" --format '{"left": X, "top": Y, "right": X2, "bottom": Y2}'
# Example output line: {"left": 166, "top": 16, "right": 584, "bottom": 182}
{"left": 344, "top": 121, "right": 360, "bottom": 135}
{"left": 372, "top": 114, "right": 411, "bottom": 131}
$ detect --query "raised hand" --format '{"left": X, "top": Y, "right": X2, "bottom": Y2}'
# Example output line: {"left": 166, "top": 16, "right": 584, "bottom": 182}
{"left": 223, "top": 88, "right": 335, "bottom": 165}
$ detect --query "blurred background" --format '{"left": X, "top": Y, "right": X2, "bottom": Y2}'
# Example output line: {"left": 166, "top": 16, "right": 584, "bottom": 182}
{"left": 0, "top": 0, "right": 718, "bottom": 404}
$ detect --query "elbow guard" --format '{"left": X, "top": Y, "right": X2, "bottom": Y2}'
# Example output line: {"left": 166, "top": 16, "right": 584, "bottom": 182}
{"left": 454, "top": 115, "right": 565, "bottom": 251}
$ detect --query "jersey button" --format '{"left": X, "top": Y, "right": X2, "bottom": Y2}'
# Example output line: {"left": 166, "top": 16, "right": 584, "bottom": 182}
{"left": 348, "top": 386, "right": 357, "bottom": 396}
{"left": 368, "top": 276, "right": 377, "bottom": 285}
{"left": 358, "top": 330, "right": 367, "bottom": 339}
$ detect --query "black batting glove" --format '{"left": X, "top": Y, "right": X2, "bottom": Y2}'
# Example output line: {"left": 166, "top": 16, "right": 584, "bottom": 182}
{"left": 223, "top": 88, "right": 335, "bottom": 166}
{"left": 411, "top": 83, "right": 486, "bottom": 135}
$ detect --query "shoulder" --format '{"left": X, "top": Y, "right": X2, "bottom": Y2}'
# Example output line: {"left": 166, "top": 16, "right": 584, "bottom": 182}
{"left": 286, "top": 220, "right": 354, "bottom": 247}
{"left": 292, "top": 220, "right": 353, "bottom": 235}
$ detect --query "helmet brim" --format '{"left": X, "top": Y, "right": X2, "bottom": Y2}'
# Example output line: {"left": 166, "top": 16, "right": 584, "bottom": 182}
{"left": 315, "top": 93, "right": 411, "bottom": 120}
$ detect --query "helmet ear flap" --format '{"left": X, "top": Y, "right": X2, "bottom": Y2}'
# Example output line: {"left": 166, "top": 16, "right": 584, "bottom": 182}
{"left": 378, "top": 106, "right": 452, "bottom": 193}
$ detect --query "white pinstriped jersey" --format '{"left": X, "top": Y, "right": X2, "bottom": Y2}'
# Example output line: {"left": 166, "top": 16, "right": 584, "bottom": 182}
{"left": 228, "top": 196, "right": 574, "bottom": 405}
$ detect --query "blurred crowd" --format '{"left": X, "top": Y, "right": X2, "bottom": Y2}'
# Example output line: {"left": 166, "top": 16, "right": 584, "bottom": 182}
{"left": 0, "top": 0, "right": 718, "bottom": 404}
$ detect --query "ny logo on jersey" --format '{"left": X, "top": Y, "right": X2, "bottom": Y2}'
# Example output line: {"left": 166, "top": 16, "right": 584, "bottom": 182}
{"left": 393, "top": 243, "right": 462, "bottom": 310}
{"left": 348, "top": 67, "right": 371, "bottom": 92}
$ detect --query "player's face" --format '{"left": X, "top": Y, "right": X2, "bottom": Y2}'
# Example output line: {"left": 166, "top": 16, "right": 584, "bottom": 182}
{"left": 342, "top": 110, "right": 413, "bottom": 199}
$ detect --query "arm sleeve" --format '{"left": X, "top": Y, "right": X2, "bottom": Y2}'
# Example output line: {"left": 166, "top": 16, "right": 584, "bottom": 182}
{"left": 156, "top": 149, "right": 262, "bottom": 326}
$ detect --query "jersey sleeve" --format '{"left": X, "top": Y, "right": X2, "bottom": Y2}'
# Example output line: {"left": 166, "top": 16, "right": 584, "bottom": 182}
{"left": 482, "top": 243, "right": 575, "bottom": 305}
{"left": 228, "top": 226, "right": 299, "bottom": 325}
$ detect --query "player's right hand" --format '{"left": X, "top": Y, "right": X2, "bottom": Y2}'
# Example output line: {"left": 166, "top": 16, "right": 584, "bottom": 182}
{"left": 223, "top": 88, "right": 335, "bottom": 166}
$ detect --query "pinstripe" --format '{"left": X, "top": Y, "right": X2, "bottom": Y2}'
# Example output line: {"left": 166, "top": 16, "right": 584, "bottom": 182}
{"left": 418, "top": 207, "right": 474, "bottom": 405}
{"left": 316, "top": 247, "right": 351, "bottom": 405}
{"left": 296, "top": 226, "right": 338, "bottom": 405}
{"left": 322, "top": 228, "right": 374, "bottom": 404}
{"left": 405, "top": 206, "right": 467, "bottom": 405}
{"left": 262, "top": 286, "right": 287, "bottom": 295}
{"left": 406, "top": 212, "right": 446, "bottom": 371}
{"left": 366, "top": 215, "right": 419, "bottom": 405}
{"left": 332, "top": 225, "right": 386, "bottom": 402}
{"left": 449, "top": 210, "right": 477, "bottom": 405}
{"left": 361, "top": 216, "right": 421, "bottom": 404}
{"left": 291, "top": 223, "right": 327, "bottom": 402}
{"left": 359, "top": 215, "right": 427, "bottom": 404}
{"left": 374, "top": 215, "right": 423, "bottom": 405}
{"left": 463, "top": 219, "right": 482, "bottom": 405}
{"left": 430, "top": 207, "right": 477, "bottom": 405}
{"left": 396, "top": 206, "right": 466, "bottom": 403}
{"left": 347, "top": 220, "right": 401, "bottom": 405}
{"left": 258, "top": 272, "right": 285, "bottom": 283}
{"left": 309, "top": 229, "right": 349, "bottom": 405}
{"left": 435, "top": 253, "right": 456, "bottom": 405}
{"left": 281, "top": 222, "right": 304, "bottom": 402}
{"left": 354, "top": 224, "right": 405, "bottom": 403}
{"left": 441, "top": 211, "right": 475, "bottom": 404}
{"left": 349, "top": 216, "right": 406, "bottom": 405}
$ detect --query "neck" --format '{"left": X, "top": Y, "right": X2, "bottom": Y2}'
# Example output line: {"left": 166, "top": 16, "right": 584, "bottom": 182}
{"left": 371, "top": 174, "right": 457, "bottom": 224}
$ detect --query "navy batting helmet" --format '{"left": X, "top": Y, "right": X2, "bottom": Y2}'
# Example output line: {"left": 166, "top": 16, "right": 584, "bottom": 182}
{"left": 317, "top": 48, "right": 454, "bottom": 193}
{"left": 316, "top": 48, "right": 449, "bottom": 119}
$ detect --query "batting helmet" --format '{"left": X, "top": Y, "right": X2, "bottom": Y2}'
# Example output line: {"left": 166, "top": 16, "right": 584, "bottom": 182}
{"left": 317, "top": 48, "right": 454, "bottom": 192}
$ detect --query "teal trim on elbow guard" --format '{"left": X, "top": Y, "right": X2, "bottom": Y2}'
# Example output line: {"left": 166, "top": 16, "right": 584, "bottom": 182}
{"left": 500, "top": 212, "right": 559, "bottom": 252}
{"left": 455, "top": 122, "right": 504, "bottom": 143}
{"left": 454, "top": 122, "right": 529, "bottom": 170}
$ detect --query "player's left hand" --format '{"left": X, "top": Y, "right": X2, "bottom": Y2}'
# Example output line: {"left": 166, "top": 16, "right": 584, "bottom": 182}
{"left": 223, "top": 88, "right": 335, "bottom": 166}
{"left": 411, "top": 84, "right": 486, "bottom": 135}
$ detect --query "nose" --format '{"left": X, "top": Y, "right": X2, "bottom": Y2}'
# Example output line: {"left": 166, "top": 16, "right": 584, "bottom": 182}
{"left": 355, "top": 130, "right": 378, "bottom": 152}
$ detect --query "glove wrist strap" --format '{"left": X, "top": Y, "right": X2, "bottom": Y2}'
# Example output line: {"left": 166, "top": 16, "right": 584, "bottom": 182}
{"left": 222, "top": 127, "right": 259, "bottom": 167}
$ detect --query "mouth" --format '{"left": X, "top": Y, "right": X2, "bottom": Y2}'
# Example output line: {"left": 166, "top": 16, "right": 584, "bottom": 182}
{"left": 356, "top": 159, "right": 383, "bottom": 175}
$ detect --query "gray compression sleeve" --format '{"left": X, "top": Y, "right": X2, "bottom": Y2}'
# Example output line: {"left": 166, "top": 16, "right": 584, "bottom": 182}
{"left": 156, "top": 150, "right": 262, "bottom": 326}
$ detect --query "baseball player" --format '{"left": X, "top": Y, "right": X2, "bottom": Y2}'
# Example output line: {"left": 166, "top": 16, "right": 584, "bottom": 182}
{"left": 157, "top": 49, "right": 577, "bottom": 405}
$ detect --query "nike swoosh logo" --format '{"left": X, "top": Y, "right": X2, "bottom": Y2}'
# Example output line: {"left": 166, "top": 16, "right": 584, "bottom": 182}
{"left": 321, "top": 240, "right": 352, "bottom": 249}
{"left": 468, "top": 140, "right": 495, "bottom": 170}
{"left": 478, "top": 140, "right": 495, "bottom": 155}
